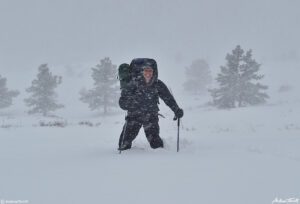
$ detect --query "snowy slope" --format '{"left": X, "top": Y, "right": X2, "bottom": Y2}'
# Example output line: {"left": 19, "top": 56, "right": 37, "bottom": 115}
{"left": 1, "top": 0, "right": 300, "bottom": 203}
{"left": 1, "top": 91, "right": 300, "bottom": 204}
{"left": 1, "top": 58, "right": 300, "bottom": 204}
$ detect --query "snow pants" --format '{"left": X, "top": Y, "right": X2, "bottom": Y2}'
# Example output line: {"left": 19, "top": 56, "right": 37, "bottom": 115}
{"left": 118, "top": 113, "right": 164, "bottom": 149}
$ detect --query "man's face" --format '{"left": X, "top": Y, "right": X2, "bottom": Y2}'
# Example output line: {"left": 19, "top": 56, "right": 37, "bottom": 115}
{"left": 143, "top": 68, "right": 153, "bottom": 82}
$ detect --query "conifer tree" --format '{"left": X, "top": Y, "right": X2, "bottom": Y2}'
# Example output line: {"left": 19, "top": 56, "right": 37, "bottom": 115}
{"left": 183, "top": 59, "right": 212, "bottom": 95}
{"left": 80, "top": 57, "right": 119, "bottom": 114}
{"left": 25, "top": 64, "right": 64, "bottom": 116}
{"left": 0, "top": 75, "right": 19, "bottom": 109}
{"left": 210, "top": 45, "right": 269, "bottom": 108}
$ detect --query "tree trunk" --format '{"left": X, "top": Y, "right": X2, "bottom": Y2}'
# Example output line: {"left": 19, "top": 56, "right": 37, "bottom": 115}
{"left": 104, "top": 105, "right": 107, "bottom": 114}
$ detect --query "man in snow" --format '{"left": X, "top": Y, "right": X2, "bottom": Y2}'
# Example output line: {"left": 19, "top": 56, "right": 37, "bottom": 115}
{"left": 118, "top": 58, "right": 184, "bottom": 151}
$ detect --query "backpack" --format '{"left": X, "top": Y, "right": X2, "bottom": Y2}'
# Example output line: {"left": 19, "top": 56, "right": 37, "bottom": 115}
{"left": 118, "top": 63, "right": 131, "bottom": 89}
{"left": 118, "top": 58, "right": 158, "bottom": 89}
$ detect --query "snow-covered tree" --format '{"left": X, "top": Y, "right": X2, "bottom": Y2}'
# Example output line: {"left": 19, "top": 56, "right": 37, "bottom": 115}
{"left": 80, "top": 57, "right": 119, "bottom": 114}
{"left": 0, "top": 75, "right": 19, "bottom": 109}
{"left": 209, "top": 45, "right": 269, "bottom": 109}
{"left": 183, "top": 59, "right": 212, "bottom": 95}
{"left": 24, "top": 64, "right": 64, "bottom": 116}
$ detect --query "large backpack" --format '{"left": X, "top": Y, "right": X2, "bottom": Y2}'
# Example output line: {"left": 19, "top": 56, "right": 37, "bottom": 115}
{"left": 118, "top": 63, "right": 131, "bottom": 89}
{"left": 118, "top": 58, "right": 158, "bottom": 89}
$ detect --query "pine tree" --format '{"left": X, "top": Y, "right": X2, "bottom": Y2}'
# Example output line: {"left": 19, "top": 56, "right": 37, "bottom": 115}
{"left": 183, "top": 59, "right": 212, "bottom": 95}
{"left": 24, "top": 64, "right": 64, "bottom": 116}
{"left": 0, "top": 75, "right": 19, "bottom": 109}
{"left": 80, "top": 57, "right": 119, "bottom": 114}
{"left": 210, "top": 45, "right": 269, "bottom": 109}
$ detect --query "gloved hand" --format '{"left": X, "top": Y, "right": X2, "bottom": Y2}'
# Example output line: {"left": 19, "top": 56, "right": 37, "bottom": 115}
{"left": 174, "top": 108, "right": 184, "bottom": 119}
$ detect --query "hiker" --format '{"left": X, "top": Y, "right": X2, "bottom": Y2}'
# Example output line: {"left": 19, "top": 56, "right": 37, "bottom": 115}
{"left": 118, "top": 58, "right": 183, "bottom": 151}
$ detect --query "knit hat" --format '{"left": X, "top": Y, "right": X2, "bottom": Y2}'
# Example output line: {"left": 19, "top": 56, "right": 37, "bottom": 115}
{"left": 142, "top": 65, "right": 153, "bottom": 71}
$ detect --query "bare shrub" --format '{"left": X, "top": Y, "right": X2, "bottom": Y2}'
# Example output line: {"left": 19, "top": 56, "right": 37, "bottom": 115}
{"left": 278, "top": 85, "right": 292, "bottom": 93}
{"left": 1, "top": 124, "right": 12, "bottom": 128}
{"left": 39, "top": 120, "right": 67, "bottom": 127}
{"left": 79, "top": 121, "right": 94, "bottom": 127}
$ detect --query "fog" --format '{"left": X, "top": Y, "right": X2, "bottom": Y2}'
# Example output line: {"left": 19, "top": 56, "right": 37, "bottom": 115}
{"left": 1, "top": 0, "right": 300, "bottom": 105}
{"left": 1, "top": 2, "right": 300, "bottom": 203}
{"left": 1, "top": 0, "right": 300, "bottom": 70}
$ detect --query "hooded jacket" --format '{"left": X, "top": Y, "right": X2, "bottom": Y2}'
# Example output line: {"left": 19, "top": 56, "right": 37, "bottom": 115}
{"left": 119, "top": 59, "right": 180, "bottom": 117}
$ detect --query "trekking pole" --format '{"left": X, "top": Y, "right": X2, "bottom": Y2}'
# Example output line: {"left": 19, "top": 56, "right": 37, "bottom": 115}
{"left": 119, "top": 115, "right": 128, "bottom": 154}
{"left": 177, "top": 118, "right": 180, "bottom": 152}
{"left": 169, "top": 89, "right": 181, "bottom": 152}
{"left": 173, "top": 116, "right": 180, "bottom": 152}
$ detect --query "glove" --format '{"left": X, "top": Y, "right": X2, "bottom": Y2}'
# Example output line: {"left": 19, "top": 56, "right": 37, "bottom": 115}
{"left": 174, "top": 108, "right": 184, "bottom": 119}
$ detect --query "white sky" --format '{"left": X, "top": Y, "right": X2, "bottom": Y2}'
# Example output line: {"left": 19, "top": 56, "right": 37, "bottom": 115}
{"left": 1, "top": 0, "right": 299, "bottom": 72}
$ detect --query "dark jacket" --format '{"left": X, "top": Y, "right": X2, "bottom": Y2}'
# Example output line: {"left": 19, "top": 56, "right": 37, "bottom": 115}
{"left": 119, "top": 79, "right": 180, "bottom": 117}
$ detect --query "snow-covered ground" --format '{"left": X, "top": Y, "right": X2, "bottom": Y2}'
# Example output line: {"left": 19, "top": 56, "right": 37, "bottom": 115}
{"left": 1, "top": 88, "right": 300, "bottom": 204}
{"left": 1, "top": 0, "right": 300, "bottom": 203}
{"left": 0, "top": 58, "right": 299, "bottom": 204}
